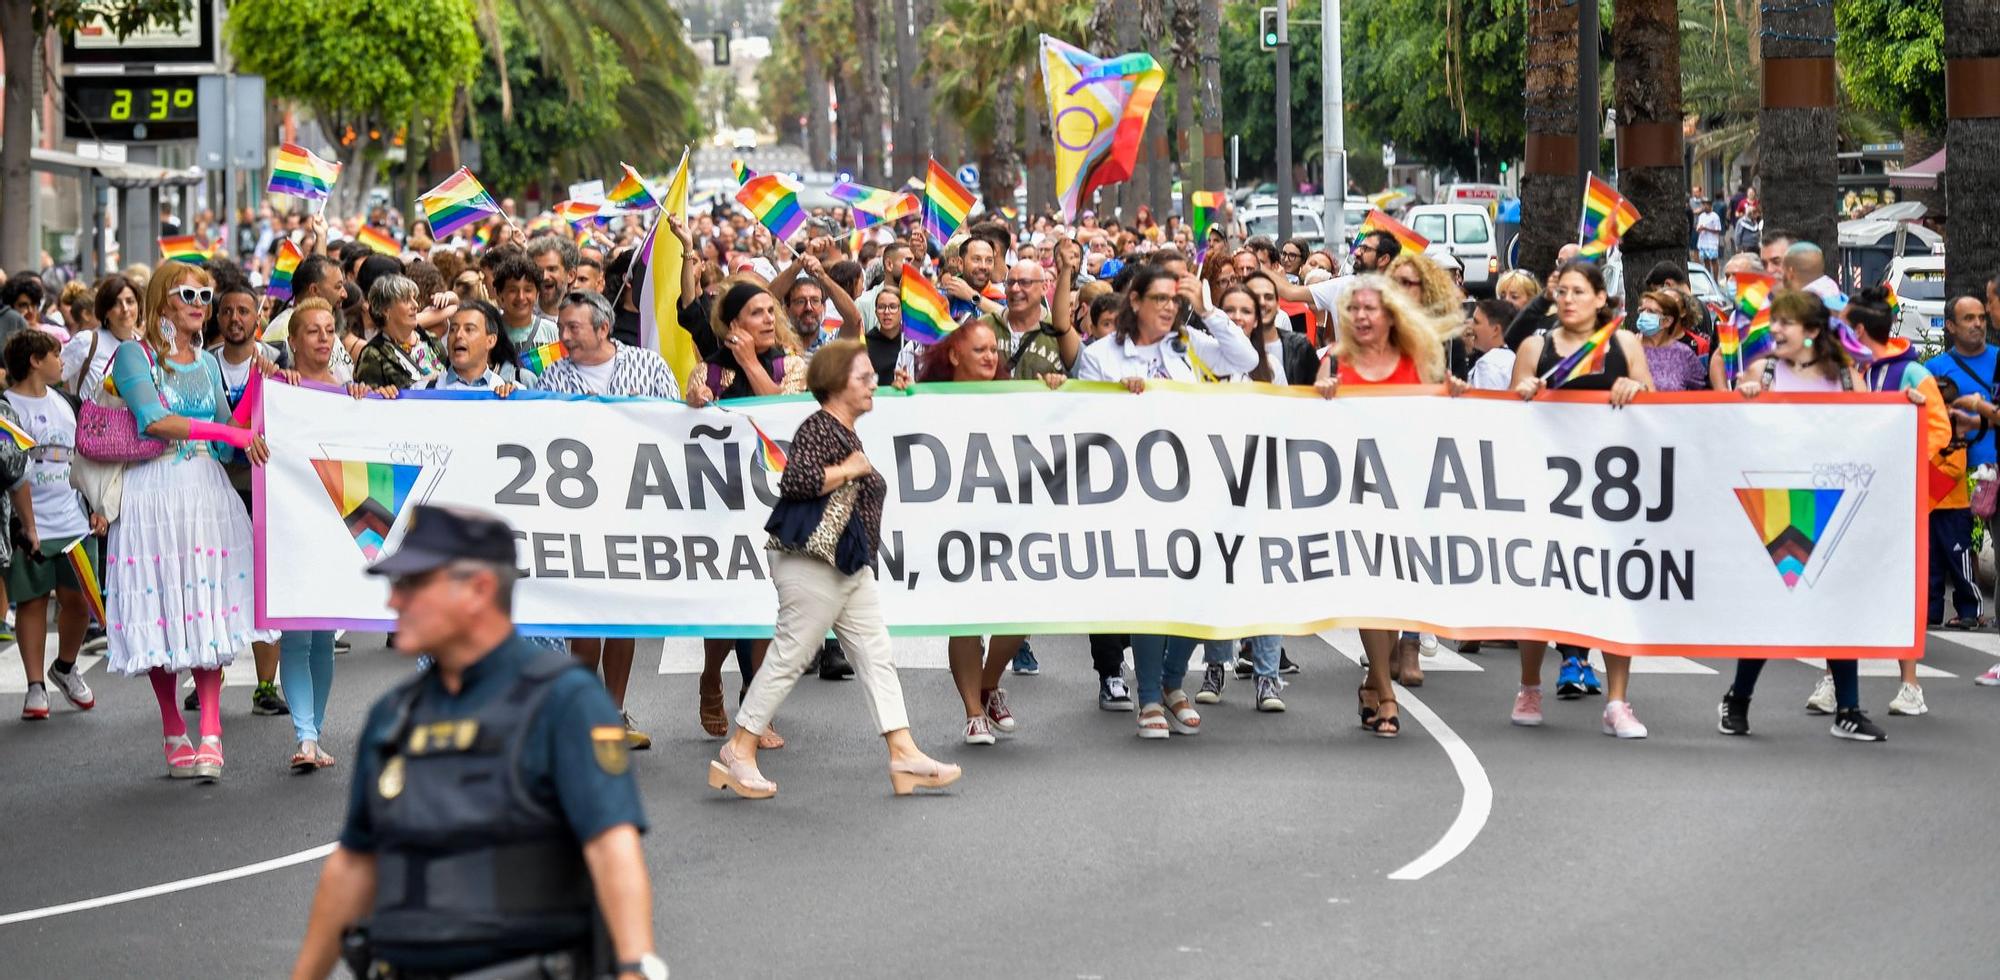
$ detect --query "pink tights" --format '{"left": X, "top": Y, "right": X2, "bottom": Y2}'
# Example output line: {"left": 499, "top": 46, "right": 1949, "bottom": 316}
{"left": 148, "top": 667, "right": 223, "bottom": 739}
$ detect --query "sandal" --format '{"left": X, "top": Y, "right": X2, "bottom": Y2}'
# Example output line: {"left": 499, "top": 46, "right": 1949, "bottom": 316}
{"left": 1136, "top": 703, "right": 1171, "bottom": 739}
{"left": 757, "top": 724, "right": 786, "bottom": 751}
{"left": 698, "top": 678, "right": 727, "bottom": 739}
{"left": 1357, "top": 685, "right": 1380, "bottom": 728}
{"left": 1372, "top": 697, "right": 1402, "bottom": 738}
{"left": 1945, "top": 616, "right": 1992, "bottom": 631}
{"left": 289, "top": 742, "right": 317, "bottom": 774}
{"left": 313, "top": 746, "right": 337, "bottom": 769}
{"left": 1163, "top": 689, "right": 1201, "bottom": 735}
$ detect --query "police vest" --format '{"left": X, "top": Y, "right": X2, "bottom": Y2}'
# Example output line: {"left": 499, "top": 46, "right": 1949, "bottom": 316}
{"left": 364, "top": 650, "right": 596, "bottom": 953}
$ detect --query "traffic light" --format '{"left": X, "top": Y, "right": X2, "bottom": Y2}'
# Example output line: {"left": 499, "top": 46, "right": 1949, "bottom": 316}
{"left": 1260, "top": 7, "right": 1279, "bottom": 49}
{"left": 1499, "top": 160, "right": 1509, "bottom": 175}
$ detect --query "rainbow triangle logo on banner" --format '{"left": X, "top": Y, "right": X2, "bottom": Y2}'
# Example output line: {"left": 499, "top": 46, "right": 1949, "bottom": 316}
{"left": 1734, "top": 487, "right": 1844, "bottom": 590}
{"left": 311, "top": 458, "right": 423, "bottom": 560}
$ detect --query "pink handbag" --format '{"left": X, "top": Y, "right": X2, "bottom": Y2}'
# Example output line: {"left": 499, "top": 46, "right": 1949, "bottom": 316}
{"left": 76, "top": 341, "right": 168, "bottom": 463}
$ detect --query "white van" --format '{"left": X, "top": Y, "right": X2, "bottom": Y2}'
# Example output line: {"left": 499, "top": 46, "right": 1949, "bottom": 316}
{"left": 1404, "top": 204, "right": 1500, "bottom": 294}
{"left": 1884, "top": 256, "right": 1947, "bottom": 344}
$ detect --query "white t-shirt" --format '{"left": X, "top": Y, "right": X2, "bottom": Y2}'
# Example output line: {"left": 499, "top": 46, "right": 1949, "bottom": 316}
{"left": 506, "top": 316, "right": 559, "bottom": 352}
{"left": 1467, "top": 346, "right": 1517, "bottom": 391}
{"left": 1696, "top": 211, "right": 1723, "bottom": 250}
{"left": 573, "top": 357, "right": 617, "bottom": 394}
{"left": 60, "top": 330, "right": 122, "bottom": 397}
{"left": 5, "top": 389, "right": 89, "bottom": 539}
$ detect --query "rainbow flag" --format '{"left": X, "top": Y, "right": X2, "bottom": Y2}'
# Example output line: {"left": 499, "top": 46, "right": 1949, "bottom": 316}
{"left": 1039, "top": 34, "right": 1166, "bottom": 223}
{"left": 311, "top": 458, "right": 423, "bottom": 560}
{"left": 553, "top": 199, "right": 599, "bottom": 229}
{"left": 830, "top": 181, "right": 904, "bottom": 217}
{"left": 268, "top": 142, "right": 341, "bottom": 201}
{"left": 731, "top": 159, "right": 753, "bottom": 184}
{"left": 736, "top": 173, "right": 807, "bottom": 242}
{"left": 899, "top": 262, "right": 955, "bottom": 345}
{"left": 1540, "top": 316, "right": 1624, "bottom": 387}
{"left": 608, "top": 163, "right": 660, "bottom": 212}
{"left": 1733, "top": 271, "right": 1777, "bottom": 319}
{"left": 472, "top": 223, "right": 493, "bottom": 249}
{"left": 1578, "top": 174, "right": 1622, "bottom": 242}
{"left": 1714, "top": 313, "right": 1773, "bottom": 386}
{"left": 420, "top": 168, "right": 501, "bottom": 239}
{"left": 158, "top": 235, "right": 210, "bottom": 263}
{"left": 354, "top": 226, "right": 400, "bottom": 256}
{"left": 1579, "top": 197, "right": 1641, "bottom": 261}
{"left": 0, "top": 413, "right": 35, "bottom": 451}
{"left": 749, "top": 417, "right": 787, "bottom": 473}
{"left": 923, "top": 158, "right": 976, "bottom": 250}
{"left": 61, "top": 538, "right": 106, "bottom": 628}
{"left": 1735, "top": 487, "right": 1845, "bottom": 589}
{"left": 519, "top": 340, "right": 567, "bottom": 375}
{"left": 1355, "top": 209, "right": 1428, "bottom": 256}
{"left": 268, "top": 239, "right": 303, "bottom": 302}
{"left": 1190, "top": 190, "right": 1221, "bottom": 247}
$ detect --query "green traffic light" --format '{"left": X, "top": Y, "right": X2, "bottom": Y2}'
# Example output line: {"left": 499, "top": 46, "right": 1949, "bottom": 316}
{"left": 1264, "top": 32, "right": 1278, "bottom": 45}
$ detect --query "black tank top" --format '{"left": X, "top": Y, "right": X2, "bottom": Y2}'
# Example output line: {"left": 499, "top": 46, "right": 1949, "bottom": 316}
{"left": 1534, "top": 325, "right": 1630, "bottom": 392}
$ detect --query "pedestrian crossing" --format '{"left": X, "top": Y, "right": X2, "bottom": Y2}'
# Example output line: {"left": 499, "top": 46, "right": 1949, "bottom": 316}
{"left": 1315, "top": 630, "right": 1967, "bottom": 679}
{"left": 652, "top": 636, "right": 954, "bottom": 674}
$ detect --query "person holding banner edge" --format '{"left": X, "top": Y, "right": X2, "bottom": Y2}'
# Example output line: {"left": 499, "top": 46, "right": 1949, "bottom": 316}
{"left": 709, "top": 339, "right": 961, "bottom": 798}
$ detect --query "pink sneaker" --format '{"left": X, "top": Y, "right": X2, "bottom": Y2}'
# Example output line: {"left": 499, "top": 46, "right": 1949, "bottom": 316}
{"left": 1602, "top": 700, "right": 1649, "bottom": 739}
{"left": 164, "top": 735, "right": 198, "bottom": 779}
{"left": 1975, "top": 664, "right": 2000, "bottom": 687}
{"left": 1511, "top": 686, "right": 1544, "bottom": 726}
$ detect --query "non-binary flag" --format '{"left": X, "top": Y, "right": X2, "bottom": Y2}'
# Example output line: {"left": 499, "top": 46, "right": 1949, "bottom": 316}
{"left": 922, "top": 158, "right": 976, "bottom": 250}
{"left": 61, "top": 539, "right": 107, "bottom": 628}
{"left": 608, "top": 163, "right": 660, "bottom": 212}
{"left": 518, "top": 340, "right": 567, "bottom": 375}
{"left": 1038, "top": 34, "right": 1165, "bottom": 223}
{"left": 639, "top": 147, "right": 700, "bottom": 391}
{"left": 310, "top": 458, "right": 423, "bottom": 560}
{"left": 1540, "top": 316, "right": 1624, "bottom": 388}
{"left": 158, "top": 235, "right": 210, "bottom": 263}
{"left": 1355, "top": 209, "right": 1429, "bottom": 256}
{"left": 899, "top": 262, "right": 956, "bottom": 345}
{"left": 736, "top": 173, "right": 807, "bottom": 242}
{"left": 268, "top": 143, "right": 342, "bottom": 201}
{"left": 267, "top": 239, "right": 304, "bottom": 302}
{"left": 419, "top": 168, "right": 502, "bottom": 239}
{"left": 354, "top": 226, "right": 400, "bottom": 256}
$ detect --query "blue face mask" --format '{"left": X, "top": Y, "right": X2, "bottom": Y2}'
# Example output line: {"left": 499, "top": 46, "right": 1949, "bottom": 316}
{"left": 1635, "top": 311, "right": 1664, "bottom": 336}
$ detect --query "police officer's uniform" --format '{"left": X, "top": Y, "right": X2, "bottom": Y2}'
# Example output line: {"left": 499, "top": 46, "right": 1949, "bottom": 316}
{"left": 338, "top": 506, "right": 651, "bottom": 978}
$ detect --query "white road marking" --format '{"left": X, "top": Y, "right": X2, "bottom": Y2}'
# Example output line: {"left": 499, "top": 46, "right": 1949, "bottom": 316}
{"left": 1928, "top": 627, "right": 2000, "bottom": 659}
{"left": 1317, "top": 631, "right": 1483, "bottom": 672}
{"left": 0, "top": 842, "right": 336, "bottom": 927}
{"left": 1796, "top": 657, "right": 1955, "bottom": 679}
{"left": 1317, "top": 630, "right": 1491, "bottom": 881}
{"left": 654, "top": 636, "right": 953, "bottom": 673}
{"left": 1584, "top": 650, "right": 1717, "bottom": 675}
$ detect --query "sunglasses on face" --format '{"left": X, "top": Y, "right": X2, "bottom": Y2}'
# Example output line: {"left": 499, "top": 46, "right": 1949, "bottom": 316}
{"left": 172, "top": 286, "right": 214, "bottom": 307}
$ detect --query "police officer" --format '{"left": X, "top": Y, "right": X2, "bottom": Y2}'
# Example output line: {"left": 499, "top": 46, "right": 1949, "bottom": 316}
{"left": 290, "top": 505, "right": 667, "bottom": 980}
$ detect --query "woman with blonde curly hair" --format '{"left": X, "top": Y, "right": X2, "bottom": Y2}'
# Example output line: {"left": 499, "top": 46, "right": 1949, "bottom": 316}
{"left": 1386, "top": 251, "right": 1463, "bottom": 321}
{"left": 1310, "top": 275, "right": 1457, "bottom": 736}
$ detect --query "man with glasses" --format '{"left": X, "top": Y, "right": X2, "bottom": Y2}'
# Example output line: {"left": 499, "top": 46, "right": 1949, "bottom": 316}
{"left": 534, "top": 291, "right": 707, "bottom": 749}
{"left": 982, "top": 258, "right": 1079, "bottom": 383}
{"left": 291, "top": 505, "right": 665, "bottom": 980}
{"left": 1268, "top": 229, "right": 1400, "bottom": 332}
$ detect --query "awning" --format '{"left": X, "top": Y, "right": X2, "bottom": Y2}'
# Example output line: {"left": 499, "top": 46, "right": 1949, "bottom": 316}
{"left": 1886, "top": 148, "right": 1945, "bottom": 189}
{"left": 24, "top": 146, "right": 205, "bottom": 189}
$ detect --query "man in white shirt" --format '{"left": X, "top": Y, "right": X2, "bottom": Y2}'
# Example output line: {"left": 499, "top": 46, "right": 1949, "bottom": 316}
{"left": 412, "top": 300, "right": 519, "bottom": 393}
{"left": 1269, "top": 228, "right": 1400, "bottom": 328}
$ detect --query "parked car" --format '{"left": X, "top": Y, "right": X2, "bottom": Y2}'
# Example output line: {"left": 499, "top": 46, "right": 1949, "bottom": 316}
{"left": 1241, "top": 204, "right": 1325, "bottom": 251}
{"left": 1884, "top": 255, "right": 1947, "bottom": 345}
{"left": 1404, "top": 203, "right": 1499, "bottom": 294}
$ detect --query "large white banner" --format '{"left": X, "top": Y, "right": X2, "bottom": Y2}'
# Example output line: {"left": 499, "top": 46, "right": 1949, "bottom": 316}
{"left": 256, "top": 381, "right": 1924, "bottom": 657}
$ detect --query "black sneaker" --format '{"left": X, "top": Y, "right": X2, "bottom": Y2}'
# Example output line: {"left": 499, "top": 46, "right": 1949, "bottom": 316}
{"left": 1233, "top": 656, "right": 1254, "bottom": 679}
{"left": 1195, "top": 663, "right": 1226, "bottom": 704}
{"left": 1717, "top": 693, "right": 1751, "bottom": 736}
{"left": 80, "top": 625, "right": 108, "bottom": 655}
{"left": 183, "top": 688, "right": 199, "bottom": 711}
{"left": 818, "top": 640, "right": 854, "bottom": 680}
{"left": 251, "top": 682, "right": 290, "bottom": 716}
{"left": 1278, "top": 650, "right": 1300, "bottom": 675}
{"left": 1098, "top": 675, "right": 1135, "bottom": 711}
{"left": 1831, "top": 708, "right": 1886, "bottom": 742}
{"left": 333, "top": 636, "right": 352, "bottom": 655}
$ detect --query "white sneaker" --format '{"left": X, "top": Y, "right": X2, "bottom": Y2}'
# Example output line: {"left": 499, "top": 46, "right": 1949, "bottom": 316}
{"left": 1976, "top": 664, "right": 2000, "bottom": 687}
{"left": 21, "top": 685, "right": 49, "bottom": 720}
{"left": 1805, "top": 674, "right": 1837, "bottom": 715}
{"left": 47, "top": 664, "right": 95, "bottom": 710}
{"left": 962, "top": 716, "right": 996, "bottom": 746}
{"left": 1601, "top": 699, "right": 1649, "bottom": 739}
{"left": 1887, "top": 682, "right": 1928, "bottom": 716}
{"left": 1418, "top": 632, "right": 1440, "bottom": 657}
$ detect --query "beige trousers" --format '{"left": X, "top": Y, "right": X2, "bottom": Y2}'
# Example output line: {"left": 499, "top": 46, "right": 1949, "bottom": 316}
{"left": 735, "top": 552, "right": 910, "bottom": 736}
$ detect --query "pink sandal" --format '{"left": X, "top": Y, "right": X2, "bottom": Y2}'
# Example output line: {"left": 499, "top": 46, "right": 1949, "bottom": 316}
{"left": 164, "top": 735, "right": 198, "bottom": 779}
{"left": 707, "top": 743, "right": 777, "bottom": 799}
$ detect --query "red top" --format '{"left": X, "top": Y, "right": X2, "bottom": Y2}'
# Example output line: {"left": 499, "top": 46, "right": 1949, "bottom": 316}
{"left": 1337, "top": 354, "right": 1422, "bottom": 386}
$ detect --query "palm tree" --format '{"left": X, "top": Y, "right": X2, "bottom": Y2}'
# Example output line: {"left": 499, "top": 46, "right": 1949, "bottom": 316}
{"left": 1756, "top": 0, "right": 1837, "bottom": 250}
{"left": 1199, "top": 0, "right": 1226, "bottom": 200}
{"left": 1519, "top": 0, "right": 1580, "bottom": 276}
{"left": 1169, "top": 0, "right": 1201, "bottom": 223}
{"left": 1944, "top": 0, "right": 2000, "bottom": 302}
{"left": 782, "top": 3, "right": 833, "bottom": 171}
{"left": 852, "top": 0, "right": 887, "bottom": 184}
{"left": 1611, "top": 0, "right": 1686, "bottom": 312}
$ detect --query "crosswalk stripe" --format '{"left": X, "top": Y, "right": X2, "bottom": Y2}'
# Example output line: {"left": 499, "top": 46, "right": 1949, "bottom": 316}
{"left": 653, "top": 636, "right": 954, "bottom": 674}
{"left": 1797, "top": 657, "right": 1955, "bottom": 679}
{"left": 1316, "top": 629, "right": 1484, "bottom": 671}
{"left": 1928, "top": 627, "right": 2000, "bottom": 660}
{"left": 0, "top": 652, "right": 105, "bottom": 694}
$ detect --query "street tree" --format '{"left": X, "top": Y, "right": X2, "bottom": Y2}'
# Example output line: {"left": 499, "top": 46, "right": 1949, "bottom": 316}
{"left": 1519, "top": 0, "right": 1581, "bottom": 278}
{"left": 1756, "top": 0, "right": 1837, "bottom": 252}
{"left": 1943, "top": 0, "right": 2000, "bottom": 302}
{"left": 1611, "top": 0, "right": 1687, "bottom": 314}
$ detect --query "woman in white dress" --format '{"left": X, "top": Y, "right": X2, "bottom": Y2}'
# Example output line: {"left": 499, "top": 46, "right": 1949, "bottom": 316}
{"left": 102, "top": 260, "right": 277, "bottom": 782}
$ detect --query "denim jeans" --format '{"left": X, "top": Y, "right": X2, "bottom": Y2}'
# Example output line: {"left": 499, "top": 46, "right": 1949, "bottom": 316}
{"left": 278, "top": 630, "right": 335, "bottom": 743}
{"left": 1202, "top": 636, "right": 1281, "bottom": 679}
{"left": 1131, "top": 634, "right": 1197, "bottom": 707}
{"left": 1731, "top": 658, "right": 1858, "bottom": 709}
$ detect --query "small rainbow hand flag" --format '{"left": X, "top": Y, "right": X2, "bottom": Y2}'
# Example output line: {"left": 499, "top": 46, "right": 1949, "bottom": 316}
{"left": 268, "top": 239, "right": 303, "bottom": 302}
{"left": 472, "top": 223, "right": 494, "bottom": 248}
{"left": 923, "top": 158, "right": 976, "bottom": 250}
{"left": 1355, "top": 209, "right": 1428, "bottom": 256}
{"left": 158, "top": 235, "right": 210, "bottom": 263}
{"left": 748, "top": 417, "right": 787, "bottom": 473}
{"left": 553, "top": 199, "right": 599, "bottom": 229}
{"left": 269, "top": 142, "right": 342, "bottom": 201}
{"left": 608, "top": 163, "right": 660, "bottom": 212}
{"left": 831, "top": 181, "right": 909, "bottom": 222}
{"left": 736, "top": 173, "right": 807, "bottom": 242}
{"left": 731, "top": 159, "right": 753, "bottom": 184}
{"left": 519, "top": 340, "right": 567, "bottom": 375}
{"left": 899, "top": 262, "right": 956, "bottom": 345}
{"left": 0, "top": 413, "right": 36, "bottom": 451}
{"left": 1578, "top": 174, "right": 1622, "bottom": 242}
{"left": 62, "top": 538, "right": 107, "bottom": 628}
{"left": 1190, "top": 190, "right": 1221, "bottom": 247}
{"left": 1733, "top": 271, "right": 1777, "bottom": 319}
{"left": 355, "top": 226, "right": 400, "bottom": 256}
{"left": 420, "top": 167, "right": 502, "bottom": 239}
{"left": 1579, "top": 197, "right": 1641, "bottom": 261}
{"left": 1540, "top": 316, "right": 1624, "bottom": 387}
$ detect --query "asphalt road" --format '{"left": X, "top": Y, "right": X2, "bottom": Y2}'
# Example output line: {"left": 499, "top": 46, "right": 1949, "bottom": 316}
{"left": 1, "top": 628, "right": 1995, "bottom": 978}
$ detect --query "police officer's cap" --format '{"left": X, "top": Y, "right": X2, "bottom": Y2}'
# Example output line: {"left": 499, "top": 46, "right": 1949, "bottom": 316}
{"left": 367, "top": 504, "right": 517, "bottom": 577}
